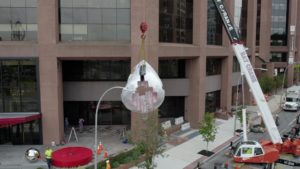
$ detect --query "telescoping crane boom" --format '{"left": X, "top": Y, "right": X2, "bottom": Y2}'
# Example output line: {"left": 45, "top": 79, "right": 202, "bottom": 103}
{"left": 212, "top": 0, "right": 282, "bottom": 144}
{"left": 212, "top": 0, "right": 300, "bottom": 165}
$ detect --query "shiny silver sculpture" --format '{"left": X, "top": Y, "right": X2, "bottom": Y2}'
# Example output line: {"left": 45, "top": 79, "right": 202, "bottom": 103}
{"left": 25, "top": 148, "right": 40, "bottom": 162}
{"left": 121, "top": 60, "right": 165, "bottom": 113}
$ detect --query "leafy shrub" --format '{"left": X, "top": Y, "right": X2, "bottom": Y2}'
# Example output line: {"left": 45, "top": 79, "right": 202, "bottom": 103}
{"left": 111, "top": 161, "right": 120, "bottom": 168}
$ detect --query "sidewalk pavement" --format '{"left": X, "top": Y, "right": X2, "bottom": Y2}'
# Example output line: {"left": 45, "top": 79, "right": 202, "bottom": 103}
{"left": 0, "top": 92, "right": 283, "bottom": 169}
{"left": 130, "top": 93, "right": 283, "bottom": 169}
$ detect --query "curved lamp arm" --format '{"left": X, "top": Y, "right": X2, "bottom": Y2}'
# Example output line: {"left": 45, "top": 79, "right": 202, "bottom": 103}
{"left": 94, "top": 86, "right": 133, "bottom": 169}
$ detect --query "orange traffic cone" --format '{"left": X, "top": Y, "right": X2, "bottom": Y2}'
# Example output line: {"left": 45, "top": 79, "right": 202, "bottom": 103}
{"left": 104, "top": 150, "right": 109, "bottom": 158}
{"left": 106, "top": 160, "right": 111, "bottom": 169}
{"left": 97, "top": 142, "right": 103, "bottom": 155}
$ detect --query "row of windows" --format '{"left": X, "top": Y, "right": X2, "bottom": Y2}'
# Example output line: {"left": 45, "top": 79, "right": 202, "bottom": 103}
{"left": 62, "top": 59, "right": 186, "bottom": 81}
{"left": 0, "top": 0, "right": 233, "bottom": 46}
{"left": 59, "top": 0, "right": 131, "bottom": 41}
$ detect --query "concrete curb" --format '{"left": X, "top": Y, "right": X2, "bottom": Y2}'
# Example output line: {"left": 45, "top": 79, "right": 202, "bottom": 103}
{"left": 183, "top": 135, "right": 241, "bottom": 169}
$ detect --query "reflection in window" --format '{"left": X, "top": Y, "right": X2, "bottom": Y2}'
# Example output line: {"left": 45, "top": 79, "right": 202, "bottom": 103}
{"left": 159, "top": 0, "right": 193, "bottom": 44}
{"left": 271, "top": 0, "right": 289, "bottom": 46}
{"left": 59, "top": 0, "right": 130, "bottom": 41}
{"left": 207, "top": 0, "right": 222, "bottom": 45}
{"left": 270, "top": 52, "right": 287, "bottom": 62}
{"left": 159, "top": 59, "right": 185, "bottom": 78}
{"left": 206, "top": 58, "right": 222, "bottom": 75}
{"left": 158, "top": 97, "right": 184, "bottom": 118}
{"left": 205, "top": 90, "right": 221, "bottom": 112}
{"left": 62, "top": 60, "right": 130, "bottom": 81}
{"left": 0, "top": 59, "right": 39, "bottom": 112}
{"left": 0, "top": 0, "right": 37, "bottom": 41}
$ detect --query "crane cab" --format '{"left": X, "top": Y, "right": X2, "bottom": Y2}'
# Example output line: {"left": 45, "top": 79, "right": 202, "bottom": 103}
{"left": 233, "top": 140, "right": 279, "bottom": 163}
{"left": 234, "top": 141, "right": 264, "bottom": 158}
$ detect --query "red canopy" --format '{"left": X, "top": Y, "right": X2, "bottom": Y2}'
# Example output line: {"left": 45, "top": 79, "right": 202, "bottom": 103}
{"left": 0, "top": 113, "right": 41, "bottom": 128}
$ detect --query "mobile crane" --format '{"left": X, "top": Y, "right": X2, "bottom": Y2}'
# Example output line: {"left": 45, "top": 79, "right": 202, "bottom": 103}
{"left": 212, "top": 0, "right": 300, "bottom": 166}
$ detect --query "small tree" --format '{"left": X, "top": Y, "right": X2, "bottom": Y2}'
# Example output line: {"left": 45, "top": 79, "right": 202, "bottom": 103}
{"left": 259, "top": 75, "right": 274, "bottom": 94}
{"left": 199, "top": 112, "right": 218, "bottom": 150}
{"left": 273, "top": 75, "right": 284, "bottom": 92}
{"left": 137, "top": 110, "right": 166, "bottom": 169}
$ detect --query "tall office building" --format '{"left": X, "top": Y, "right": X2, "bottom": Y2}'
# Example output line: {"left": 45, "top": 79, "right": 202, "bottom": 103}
{"left": 0, "top": 0, "right": 299, "bottom": 145}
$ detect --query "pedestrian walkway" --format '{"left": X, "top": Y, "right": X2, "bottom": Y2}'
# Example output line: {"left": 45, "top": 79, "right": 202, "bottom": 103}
{"left": 130, "top": 117, "right": 239, "bottom": 169}
{"left": 130, "top": 91, "right": 284, "bottom": 169}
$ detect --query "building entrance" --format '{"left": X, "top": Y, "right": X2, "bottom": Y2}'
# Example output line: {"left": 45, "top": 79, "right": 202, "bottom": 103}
{"left": 0, "top": 119, "right": 42, "bottom": 145}
{"left": 64, "top": 101, "right": 131, "bottom": 126}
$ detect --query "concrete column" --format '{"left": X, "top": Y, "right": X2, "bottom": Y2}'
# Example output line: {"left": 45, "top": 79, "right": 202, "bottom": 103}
{"left": 184, "top": 0, "right": 207, "bottom": 128}
{"left": 38, "top": 0, "right": 63, "bottom": 145}
{"left": 244, "top": 0, "right": 257, "bottom": 104}
{"left": 186, "top": 56, "right": 206, "bottom": 128}
{"left": 287, "top": 0, "right": 298, "bottom": 86}
{"left": 259, "top": 0, "right": 272, "bottom": 61}
{"left": 220, "top": 57, "right": 233, "bottom": 112}
{"left": 130, "top": 0, "right": 159, "bottom": 141}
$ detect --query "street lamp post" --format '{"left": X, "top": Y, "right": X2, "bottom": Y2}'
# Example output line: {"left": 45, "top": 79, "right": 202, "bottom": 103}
{"left": 94, "top": 86, "right": 129, "bottom": 169}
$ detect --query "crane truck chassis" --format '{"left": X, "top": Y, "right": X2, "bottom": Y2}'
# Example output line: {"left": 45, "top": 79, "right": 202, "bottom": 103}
{"left": 212, "top": 0, "right": 300, "bottom": 165}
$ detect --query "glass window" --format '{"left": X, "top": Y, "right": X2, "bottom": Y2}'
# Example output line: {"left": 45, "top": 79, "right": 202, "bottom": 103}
{"left": 207, "top": 0, "right": 222, "bottom": 45}
{"left": 73, "top": 8, "right": 87, "bottom": 24}
{"left": 59, "top": 0, "right": 130, "bottom": 42}
{"left": 61, "top": 8, "right": 73, "bottom": 24}
{"left": 102, "top": 25, "right": 116, "bottom": 40}
{"left": 233, "top": 57, "right": 240, "bottom": 72}
{"left": 62, "top": 60, "right": 130, "bottom": 81}
{"left": 11, "top": 0, "right": 26, "bottom": 7}
{"left": 87, "top": 24, "right": 102, "bottom": 40}
{"left": 117, "top": 0, "right": 130, "bottom": 8}
{"left": 205, "top": 90, "right": 221, "bottom": 112}
{"left": 117, "top": 25, "right": 130, "bottom": 41}
{"left": 60, "top": 0, "right": 73, "bottom": 8}
{"left": 158, "top": 97, "right": 184, "bottom": 118}
{"left": 117, "top": 9, "right": 130, "bottom": 24}
{"left": 159, "top": 59, "right": 185, "bottom": 78}
{"left": 26, "top": 8, "right": 37, "bottom": 24}
{"left": 270, "top": 52, "right": 287, "bottom": 62}
{"left": 254, "top": 148, "right": 263, "bottom": 155}
{"left": 0, "top": 8, "right": 10, "bottom": 23}
{"left": 159, "top": 0, "right": 193, "bottom": 44}
{"left": 102, "top": 9, "right": 116, "bottom": 24}
{"left": 256, "top": 0, "right": 261, "bottom": 46}
{"left": 0, "top": 1, "right": 37, "bottom": 41}
{"left": 101, "top": 0, "right": 116, "bottom": 8}
{"left": 73, "top": 0, "right": 87, "bottom": 8}
{"left": 26, "top": 0, "right": 37, "bottom": 7}
{"left": 0, "top": 59, "right": 39, "bottom": 112}
{"left": 88, "top": 9, "right": 102, "bottom": 24}
{"left": 271, "top": 0, "right": 288, "bottom": 46}
{"left": 0, "top": 0, "right": 10, "bottom": 7}
{"left": 206, "top": 58, "right": 222, "bottom": 75}
{"left": 11, "top": 8, "right": 26, "bottom": 23}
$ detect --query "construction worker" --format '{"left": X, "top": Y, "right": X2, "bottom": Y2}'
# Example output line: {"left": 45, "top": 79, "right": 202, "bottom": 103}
{"left": 45, "top": 147, "right": 53, "bottom": 169}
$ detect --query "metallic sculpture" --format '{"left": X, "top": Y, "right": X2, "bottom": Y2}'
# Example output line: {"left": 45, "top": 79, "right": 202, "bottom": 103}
{"left": 25, "top": 148, "right": 40, "bottom": 162}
